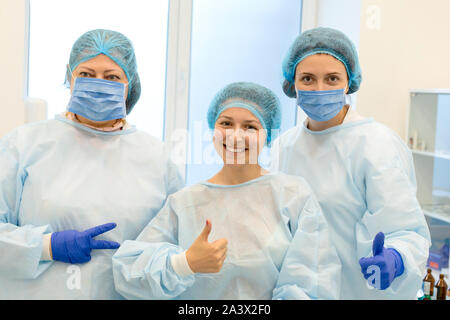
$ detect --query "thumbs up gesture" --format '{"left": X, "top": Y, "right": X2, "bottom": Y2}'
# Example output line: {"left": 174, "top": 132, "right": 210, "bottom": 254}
{"left": 358, "top": 232, "right": 405, "bottom": 290}
{"left": 185, "top": 220, "right": 228, "bottom": 273}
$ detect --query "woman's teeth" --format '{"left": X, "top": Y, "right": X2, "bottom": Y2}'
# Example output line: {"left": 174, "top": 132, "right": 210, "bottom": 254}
{"left": 224, "top": 145, "right": 246, "bottom": 153}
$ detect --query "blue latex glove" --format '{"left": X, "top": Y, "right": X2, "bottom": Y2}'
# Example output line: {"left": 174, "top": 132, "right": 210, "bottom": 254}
{"left": 51, "top": 223, "right": 120, "bottom": 264}
{"left": 358, "top": 232, "right": 404, "bottom": 290}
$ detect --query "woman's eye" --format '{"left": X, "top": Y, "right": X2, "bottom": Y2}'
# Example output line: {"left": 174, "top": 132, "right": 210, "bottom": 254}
{"left": 328, "top": 76, "right": 339, "bottom": 82}
{"left": 219, "top": 121, "right": 231, "bottom": 126}
{"left": 79, "top": 72, "right": 92, "bottom": 77}
{"left": 246, "top": 125, "right": 257, "bottom": 131}
{"left": 107, "top": 75, "right": 120, "bottom": 81}
{"left": 300, "top": 76, "right": 312, "bottom": 83}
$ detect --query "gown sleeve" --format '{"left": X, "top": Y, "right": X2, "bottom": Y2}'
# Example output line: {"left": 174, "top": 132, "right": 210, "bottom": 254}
{"left": 112, "top": 194, "right": 195, "bottom": 300}
{"left": 0, "top": 129, "right": 52, "bottom": 280}
{"left": 273, "top": 181, "right": 341, "bottom": 300}
{"left": 355, "top": 132, "right": 431, "bottom": 299}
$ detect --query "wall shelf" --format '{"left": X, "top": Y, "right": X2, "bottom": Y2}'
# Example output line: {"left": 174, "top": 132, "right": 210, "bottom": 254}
{"left": 407, "top": 90, "right": 450, "bottom": 212}
{"left": 422, "top": 208, "right": 450, "bottom": 224}
{"left": 408, "top": 90, "right": 450, "bottom": 284}
{"left": 412, "top": 149, "right": 450, "bottom": 161}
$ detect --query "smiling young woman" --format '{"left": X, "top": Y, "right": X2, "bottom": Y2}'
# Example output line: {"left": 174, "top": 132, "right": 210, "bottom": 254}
{"left": 112, "top": 81, "right": 342, "bottom": 300}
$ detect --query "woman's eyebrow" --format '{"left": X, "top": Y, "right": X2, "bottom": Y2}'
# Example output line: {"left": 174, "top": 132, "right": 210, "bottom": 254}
{"left": 77, "top": 67, "right": 122, "bottom": 73}
{"left": 217, "top": 117, "right": 259, "bottom": 124}
{"left": 104, "top": 69, "right": 122, "bottom": 73}
{"left": 217, "top": 116, "right": 233, "bottom": 120}
{"left": 326, "top": 72, "right": 343, "bottom": 75}
{"left": 297, "top": 71, "right": 343, "bottom": 76}
{"left": 77, "top": 67, "right": 95, "bottom": 72}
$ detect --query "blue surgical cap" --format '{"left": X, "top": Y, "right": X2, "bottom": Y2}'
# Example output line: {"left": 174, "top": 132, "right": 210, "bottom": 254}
{"left": 207, "top": 82, "right": 281, "bottom": 146}
{"left": 65, "top": 29, "right": 141, "bottom": 114}
{"left": 282, "top": 27, "right": 362, "bottom": 98}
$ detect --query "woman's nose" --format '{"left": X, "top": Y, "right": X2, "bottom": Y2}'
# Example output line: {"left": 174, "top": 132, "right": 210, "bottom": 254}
{"left": 226, "top": 129, "right": 245, "bottom": 145}
{"left": 313, "top": 82, "right": 327, "bottom": 91}
{"left": 235, "top": 128, "right": 247, "bottom": 141}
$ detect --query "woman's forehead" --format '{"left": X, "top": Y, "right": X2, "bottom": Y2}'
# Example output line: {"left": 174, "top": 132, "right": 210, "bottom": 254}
{"left": 296, "top": 53, "right": 346, "bottom": 74}
{"left": 218, "top": 107, "right": 260, "bottom": 122}
{"left": 76, "top": 54, "right": 123, "bottom": 72}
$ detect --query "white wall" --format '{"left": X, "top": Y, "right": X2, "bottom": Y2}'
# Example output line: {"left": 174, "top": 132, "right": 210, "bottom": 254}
{"left": 358, "top": 0, "right": 450, "bottom": 139}
{"left": 0, "top": 0, "right": 28, "bottom": 138}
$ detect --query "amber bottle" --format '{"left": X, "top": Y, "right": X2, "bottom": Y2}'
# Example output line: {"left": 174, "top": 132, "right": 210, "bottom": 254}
{"left": 423, "top": 268, "right": 435, "bottom": 299}
{"left": 435, "top": 274, "right": 448, "bottom": 300}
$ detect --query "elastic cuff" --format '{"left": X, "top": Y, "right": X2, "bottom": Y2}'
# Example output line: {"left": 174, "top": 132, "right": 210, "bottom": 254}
{"left": 40, "top": 233, "right": 53, "bottom": 261}
{"left": 170, "top": 251, "right": 194, "bottom": 277}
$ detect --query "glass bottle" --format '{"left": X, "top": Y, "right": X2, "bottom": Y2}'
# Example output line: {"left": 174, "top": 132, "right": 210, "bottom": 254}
{"left": 435, "top": 274, "right": 448, "bottom": 300}
{"left": 423, "top": 268, "right": 435, "bottom": 299}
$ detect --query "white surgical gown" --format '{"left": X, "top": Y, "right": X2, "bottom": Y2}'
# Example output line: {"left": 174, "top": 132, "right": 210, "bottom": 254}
{"left": 112, "top": 172, "right": 341, "bottom": 300}
{"left": 270, "top": 114, "right": 431, "bottom": 299}
{"left": 0, "top": 115, "right": 184, "bottom": 299}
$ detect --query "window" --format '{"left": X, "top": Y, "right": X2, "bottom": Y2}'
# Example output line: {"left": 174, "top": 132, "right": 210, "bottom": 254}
{"left": 186, "top": 0, "right": 303, "bottom": 185}
{"left": 28, "top": 0, "right": 169, "bottom": 139}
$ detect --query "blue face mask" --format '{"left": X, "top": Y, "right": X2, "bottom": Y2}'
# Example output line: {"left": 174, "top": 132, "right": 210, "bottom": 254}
{"left": 296, "top": 88, "right": 346, "bottom": 122}
{"left": 68, "top": 77, "right": 127, "bottom": 122}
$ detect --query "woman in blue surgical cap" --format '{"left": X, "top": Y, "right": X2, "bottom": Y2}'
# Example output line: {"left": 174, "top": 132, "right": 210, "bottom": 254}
{"left": 271, "top": 27, "right": 431, "bottom": 299}
{"left": 0, "top": 29, "right": 184, "bottom": 299}
{"left": 112, "top": 82, "right": 341, "bottom": 300}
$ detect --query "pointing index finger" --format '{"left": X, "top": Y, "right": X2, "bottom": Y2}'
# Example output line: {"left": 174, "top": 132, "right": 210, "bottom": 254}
{"left": 84, "top": 223, "right": 117, "bottom": 238}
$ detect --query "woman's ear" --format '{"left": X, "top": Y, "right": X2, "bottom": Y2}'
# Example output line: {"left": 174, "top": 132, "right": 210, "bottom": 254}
{"left": 344, "top": 80, "right": 350, "bottom": 94}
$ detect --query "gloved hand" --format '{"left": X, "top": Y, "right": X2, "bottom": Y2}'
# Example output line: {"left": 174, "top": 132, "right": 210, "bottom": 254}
{"left": 51, "top": 222, "right": 120, "bottom": 264}
{"left": 358, "top": 232, "right": 404, "bottom": 290}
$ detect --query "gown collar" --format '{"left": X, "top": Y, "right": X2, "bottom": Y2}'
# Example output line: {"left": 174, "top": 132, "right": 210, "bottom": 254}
{"left": 303, "top": 107, "right": 373, "bottom": 135}
{"left": 200, "top": 172, "right": 276, "bottom": 189}
{"left": 55, "top": 113, "right": 137, "bottom": 136}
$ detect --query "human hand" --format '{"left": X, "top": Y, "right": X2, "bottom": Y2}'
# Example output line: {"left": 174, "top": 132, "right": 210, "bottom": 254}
{"left": 359, "top": 232, "right": 404, "bottom": 290}
{"left": 185, "top": 220, "right": 228, "bottom": 273}
{"left": 51, "top": 222, "right": 120, "bottom": 264}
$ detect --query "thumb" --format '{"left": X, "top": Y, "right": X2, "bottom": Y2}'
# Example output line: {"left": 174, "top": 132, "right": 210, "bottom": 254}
{"left": 372, "top": 232, "right": 385, "bottom": 256}
{"left": 198, "top": 219, "right": 212, "bottom": 241}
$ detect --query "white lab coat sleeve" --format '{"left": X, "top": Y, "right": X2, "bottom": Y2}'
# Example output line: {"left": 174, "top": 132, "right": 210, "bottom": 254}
{"left": 273, "top": 192, "right": 342, "bottom": 300}
{"left": 355, "top": 134, "right": 431, "bottom": 299}
{"left": 0, "top": 129, "right": 53, "bottom": 279}
{"left": 112, "top": 195, "right": 195, "bottom": 300}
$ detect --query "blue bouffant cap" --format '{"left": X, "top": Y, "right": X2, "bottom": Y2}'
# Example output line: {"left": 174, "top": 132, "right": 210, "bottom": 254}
{"left": 282, "top": 27, "right": 362, "bottom": 98}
